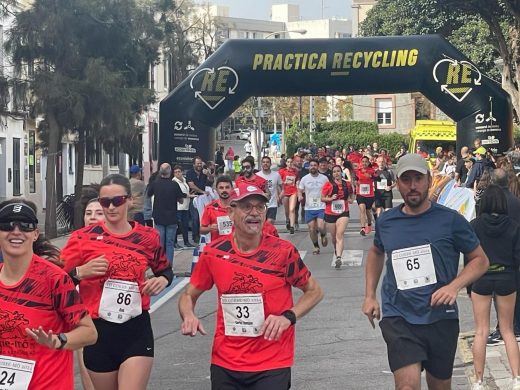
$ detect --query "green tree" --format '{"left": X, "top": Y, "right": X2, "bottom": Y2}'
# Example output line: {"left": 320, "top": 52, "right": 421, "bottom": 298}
{"left": 6, "top": 0, "right": 162, "bottom": 236}
{"left": 360, "top": 0, "right": 520, "bottom": 117}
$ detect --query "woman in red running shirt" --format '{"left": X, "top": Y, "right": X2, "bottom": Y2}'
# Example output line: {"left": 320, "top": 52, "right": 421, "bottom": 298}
{"left": 0, "top": 199, "right": 97, "bottom": 390}
{"left": 61, "top": 174, "right": 173, "bottom": 390}
{"left": 279, "top": 158, "right": 299, "bottom": 234}
{"left": 321, "top": 166, "right": 354, "bottom": 269}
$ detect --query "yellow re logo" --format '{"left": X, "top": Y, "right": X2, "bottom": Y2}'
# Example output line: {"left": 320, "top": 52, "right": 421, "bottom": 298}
{"left": 190, "top": 66, "right": 239, "bottom": 110}
{"left": 433, "top": 59, "right": 481, "bottom": 103}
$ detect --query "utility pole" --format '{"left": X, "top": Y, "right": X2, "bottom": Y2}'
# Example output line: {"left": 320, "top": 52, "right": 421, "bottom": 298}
{"left": 309, "top": 96, "right": 315, "bottom": 142}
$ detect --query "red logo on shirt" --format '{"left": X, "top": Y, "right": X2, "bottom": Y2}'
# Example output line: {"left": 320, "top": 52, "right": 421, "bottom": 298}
{"left": 227, "top": 272, "right": 264, "bottom": 294}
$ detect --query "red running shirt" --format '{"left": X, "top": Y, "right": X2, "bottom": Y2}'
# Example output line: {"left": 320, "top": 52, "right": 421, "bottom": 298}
{"left": 321, "top": 180, "right": 353, "bottom": 215}
{"left": 279, "top": 168, "right": 299, "bottom": 196}
{"left": 201, "top": 200, "right": 231, "bottom": 241}
{"left": 61, "top": 222, "right": 170, "bottom": 319}
{"left": 191, "top": 235, "right": 311, "bottom": 372}
{"left": 0, "top": 255, "right": 87, "bottom": 390}
{"left": 235, "top": 175, "right": 268, "bottom": 193}
{"left": 355, "top": 167, "right": 377, "bottom": 198}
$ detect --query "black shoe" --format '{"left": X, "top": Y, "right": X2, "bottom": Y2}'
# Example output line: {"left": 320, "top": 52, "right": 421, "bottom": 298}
{"left": 487, "top": 329, "right": 504, "bottom": 346}
{"left": 184, "top": 242, "right": 196, "bottom": 248}
{"left": 289, "top": 226, "right": 295, "bottom": 234}
{"left": 335, "top": 257, "right": 342, "bottom": 269}
{"left": 286, "top": 221, "right": 291, "bottom": 230}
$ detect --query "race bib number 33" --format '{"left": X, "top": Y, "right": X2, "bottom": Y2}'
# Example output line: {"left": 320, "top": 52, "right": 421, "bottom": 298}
{"left": 221, "top": 293, "right": 265, "bottom": 337}
{"left": 392, "top": 244, "right": 437, "bottom": 290}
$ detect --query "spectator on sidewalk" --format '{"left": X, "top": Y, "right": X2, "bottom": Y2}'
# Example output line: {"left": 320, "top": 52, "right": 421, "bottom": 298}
{"left": 186, "top": 157, "right": 208, "bottom": 244}
{"left": 469, "top": 185, "right": 520, "bottom": 390}
{"left": 173, "top": 165, "right": 196, "bottom": 249}
{"left": 148, "top": 163, "right": 186, "bottom": 265}
{"left": 129, "top": 165, "right": 145, "bottom": 225}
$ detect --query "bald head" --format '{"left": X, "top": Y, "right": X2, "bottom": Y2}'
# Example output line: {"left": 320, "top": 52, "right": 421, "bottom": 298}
{"left": 159, "top": 163, "right": 172, "bottom": 178}
{"left": 460, "top": 146, "right": 469, "bottom": 157}
{"left": 491, "top": 168, "right": 508, "bottom": 189}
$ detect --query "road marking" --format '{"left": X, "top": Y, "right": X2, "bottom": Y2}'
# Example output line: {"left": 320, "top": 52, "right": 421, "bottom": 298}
{"left": 150, "top": 278, "right": 190, "bottom": 314}
{"left": 331, "top": 249, "right": 364, "bottom": 268}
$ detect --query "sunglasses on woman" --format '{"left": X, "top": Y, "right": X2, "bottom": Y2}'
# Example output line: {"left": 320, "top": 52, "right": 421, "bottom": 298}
{"left": 0, "top": 221, "right": 38, "bottom": 232}
{"left": 97, "top": 195, "right": 129, "bottom": 208}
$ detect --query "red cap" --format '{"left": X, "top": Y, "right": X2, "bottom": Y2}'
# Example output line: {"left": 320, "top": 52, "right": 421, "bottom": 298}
{"left": 230, "top": 184, "right": 268, "bottom": 202}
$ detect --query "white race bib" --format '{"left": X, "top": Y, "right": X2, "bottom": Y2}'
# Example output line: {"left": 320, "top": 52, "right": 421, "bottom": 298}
{"left": 99, "top": 279, "right": 142, "bottom": 323}
{"left": 0, "top": 355, "right": 35, "bottom": 390}
{"left": 221, "top": 293, "right": 265, "bottom": 337}
{"left": 331, "top": 200, "right": 345, "bottom": 214}
{"left": 376, "top": 179, "right": 388, "bottom": 190}
{"left": 308, "top": 197, "right": 320, "bottom": 208}
{"left": 217, "top": 216, "right": 233, "bottom": 235}
{"left": 392, "top": 244, "right": 437, "bottom": 290}
{"left": 285, "top": 176, "right": 295, "bottom": 185}
{"left": 359, "top": 184, "right": 371, "bottom": 195}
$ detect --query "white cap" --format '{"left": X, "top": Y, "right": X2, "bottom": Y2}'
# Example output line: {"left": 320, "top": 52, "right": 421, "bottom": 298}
{"left": 396, "top": 153, "right": 430, "bottom": 178}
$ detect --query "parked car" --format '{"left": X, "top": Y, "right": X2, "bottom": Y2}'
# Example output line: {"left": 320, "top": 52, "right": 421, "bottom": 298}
{"left": 227, "top": 129, "right": 251, "bottom": 140}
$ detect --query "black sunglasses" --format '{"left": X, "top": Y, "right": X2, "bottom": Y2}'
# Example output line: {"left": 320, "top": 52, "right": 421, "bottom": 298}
{"left": 98, "top": 195, "right": 129, "bottom": 208}
{"left": 0, "top": 221, "right": 38, "bottom": 232}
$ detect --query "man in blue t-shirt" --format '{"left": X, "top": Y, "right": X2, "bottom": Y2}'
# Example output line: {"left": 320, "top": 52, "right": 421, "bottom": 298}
{"left": 362, "top": 153, "right": 489, "bottom": 389}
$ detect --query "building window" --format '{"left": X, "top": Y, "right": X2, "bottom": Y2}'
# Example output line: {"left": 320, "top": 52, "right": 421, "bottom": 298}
{"left": 375, "top": 98, "right": 392, "bottom": 125}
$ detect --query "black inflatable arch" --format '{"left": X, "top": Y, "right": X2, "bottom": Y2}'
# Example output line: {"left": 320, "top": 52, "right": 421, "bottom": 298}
{"left": 159, "top": 35, "right": 513, "bottom": 165}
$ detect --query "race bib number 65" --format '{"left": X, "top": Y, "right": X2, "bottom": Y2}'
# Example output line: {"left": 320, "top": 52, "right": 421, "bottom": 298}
{"left": 392, "top": 244, "right": 437, "bottom": 290}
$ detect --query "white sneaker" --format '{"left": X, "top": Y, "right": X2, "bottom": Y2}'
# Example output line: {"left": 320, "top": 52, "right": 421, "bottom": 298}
{"left": 512, "top": 377, "right": 520, "bottom": 390}
{"left": 471, "top": 381, "right": 484, "bottom": 390}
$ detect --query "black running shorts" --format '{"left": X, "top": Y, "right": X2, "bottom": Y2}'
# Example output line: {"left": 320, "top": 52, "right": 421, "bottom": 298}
{"left": 266, "top": 207, "right": 278, "bottom": 221}
{"left": 375, "top": 192, "right": 393, "bottom": 209}
{"left": 211, "top": 365, "right": 291, "bottom": 390}
{"left": 324, "top": 211, "right": 350, "bottom": 223}
{"left": 472, "top": 272, "right": 517, "bottom": 296}
{"left": 379, "top": 316, "right": 459, "bottom": 380}
{"left": 84, "top": 311, "right": 154, "bottom": 372}
{"left": 356, "top": 195, "right": 375, "bottom": 209}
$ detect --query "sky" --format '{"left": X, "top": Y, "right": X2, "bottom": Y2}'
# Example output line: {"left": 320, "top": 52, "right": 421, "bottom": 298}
{"left": 196, "top": 0, "right": 352, "bottom": 20}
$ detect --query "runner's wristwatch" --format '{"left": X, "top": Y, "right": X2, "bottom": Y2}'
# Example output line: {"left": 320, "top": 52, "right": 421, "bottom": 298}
{"left": 282, "top": 310, "right": 297, "bottom": 326}
{"left": 56, "top": 333, "right": 68, "bottom": 349}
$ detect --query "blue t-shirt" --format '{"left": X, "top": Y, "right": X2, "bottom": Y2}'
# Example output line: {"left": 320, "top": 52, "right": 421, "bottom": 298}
{"left": 374, "top": 202, "right": 479, "bottom": 325}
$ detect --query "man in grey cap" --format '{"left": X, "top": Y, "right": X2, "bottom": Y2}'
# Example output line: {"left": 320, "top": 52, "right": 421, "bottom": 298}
{"left": 362, "top": 153, "right": 489, "bottom": 390}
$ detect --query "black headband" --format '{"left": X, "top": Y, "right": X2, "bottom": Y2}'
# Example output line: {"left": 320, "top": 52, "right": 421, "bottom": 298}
{"left": 0, "top": 203, "right": 38, "bottom": 224}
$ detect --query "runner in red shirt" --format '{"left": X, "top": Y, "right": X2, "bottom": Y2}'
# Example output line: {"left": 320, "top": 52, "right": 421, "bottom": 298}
{"left": 279, "top": 158, "right": 299, "bottom": 234}
{"left": 355, "top": 156, "right": 378, "bottom": 236}
{"left": 179, "top": 184, "right": 323, "bottom": 389}
{"left": 347, "top": 148, "right": 364, "bottom": 170}
{"left": 0, "top": 200, "right": 97, "bottom": 390}
{"left": 201, "top": 176, "right": 234, "bottom": 242}
{"left": 61, "top": 173, "right": 173, "bottom": 390}
{"left": 321, "top": 166, "right": 354, "bottom": 269}
{"left": 234, "top": 156, "right": 268, "bottom": 195}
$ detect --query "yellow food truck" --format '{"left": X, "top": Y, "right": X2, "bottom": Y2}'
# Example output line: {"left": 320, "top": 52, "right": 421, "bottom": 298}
{"left": 408, "top": 120, "right": 456, "bottom": 159}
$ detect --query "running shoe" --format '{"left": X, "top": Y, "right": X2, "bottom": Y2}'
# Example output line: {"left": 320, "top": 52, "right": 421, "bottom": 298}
{"left": 486, "top": 329, "right": 504, "bottom": 346}
{"left": 312, "top": 246, "right": 320, "bottom": 255}
{"left": 286, "top": 220, "right": 291, "bottom": 230}
{"left": 471, "top": 381, "right": 484, "bottom": 390}
{"left": 184, "top": 242, "right": 196, "bottom": 248}
{"left": 365, "top": 224, "right": 372, "bottom": 234}
{"left": 289, "top": 226, "right": 295, "bottom": 234}
{"left": 360, "top": 227, "right": 366, "bottom": 236}
{"left": 335, "top": 257, "right": 342, "bottom": 269}
{"left": 321, "top": 234, "right": 328, "bottom": 247}
{"left": 511, "top": 377, "right": 520, "bottom": 390}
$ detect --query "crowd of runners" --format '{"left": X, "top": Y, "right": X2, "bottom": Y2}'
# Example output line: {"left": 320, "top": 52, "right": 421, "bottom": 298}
{"left": 1, "top": 139, "right": 520, "bottom": 389}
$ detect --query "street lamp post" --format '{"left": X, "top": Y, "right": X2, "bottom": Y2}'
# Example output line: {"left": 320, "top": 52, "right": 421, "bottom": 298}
{"left": 264, "top": 29, "right": 307, "bottom": 39}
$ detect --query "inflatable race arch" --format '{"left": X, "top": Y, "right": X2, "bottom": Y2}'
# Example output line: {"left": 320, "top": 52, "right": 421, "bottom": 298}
{"left": 159, "top": 35, "right": 513, "bottom": 165}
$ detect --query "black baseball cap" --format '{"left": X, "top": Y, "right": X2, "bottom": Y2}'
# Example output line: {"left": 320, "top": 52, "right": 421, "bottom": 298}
{"left": 0, "top": 203, "right": 38, "bottom": 224}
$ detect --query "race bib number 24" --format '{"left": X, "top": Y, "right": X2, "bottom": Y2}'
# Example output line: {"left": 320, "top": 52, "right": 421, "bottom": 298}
{"left": 0, "top": 355, "right": 35, "bottom": 390}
